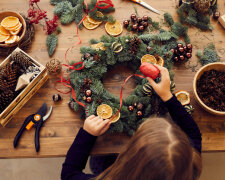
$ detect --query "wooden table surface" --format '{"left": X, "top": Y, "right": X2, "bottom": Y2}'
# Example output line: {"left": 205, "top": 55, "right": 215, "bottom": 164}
{"left": 0, "top": 0, "right": 225, "bottom": 158}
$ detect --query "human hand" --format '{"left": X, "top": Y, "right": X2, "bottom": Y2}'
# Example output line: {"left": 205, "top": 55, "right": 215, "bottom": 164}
{"left": 83, "top": 115, "right": 111, "bottom": 136}
{"left": 146, "top": 65, "right": 173, "bottom": 102}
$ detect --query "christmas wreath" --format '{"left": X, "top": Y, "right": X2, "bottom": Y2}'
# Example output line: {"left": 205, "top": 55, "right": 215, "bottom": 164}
{"left": 60, "top": 13, "right": 197, "bottom": 136}
{"left": 66, "top": 30, "right": 180, "bottom": 136}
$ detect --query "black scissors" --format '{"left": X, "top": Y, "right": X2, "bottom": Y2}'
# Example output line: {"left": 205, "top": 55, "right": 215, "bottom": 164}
{"left": 13, "top": 103, "right": 53, "bottom": 152}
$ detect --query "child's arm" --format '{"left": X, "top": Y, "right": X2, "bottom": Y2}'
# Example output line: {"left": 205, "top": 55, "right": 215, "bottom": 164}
{"left": 164, "top": 95, "right": 202, "bottom": 153}
{"left": 61, "top": 115, "right": 111, "bottom": 180}
{"left": 147, "top": 65, "right": 202, "bottom": 153}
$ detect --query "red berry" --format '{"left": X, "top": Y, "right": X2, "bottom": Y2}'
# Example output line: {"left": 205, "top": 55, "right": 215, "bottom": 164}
{"left": 142, "top": 21, "right": 148, "bottom": 28}
{"left": 138, "top": 25, "right": 144, "bottom": 32}
{"left": 177, "top": 43, "right": 183, "bottom": 48}
{"left": 174, "top": 56, "right": 179, "bottom": 62}
{"left": 137, "top": 17, "right": 142, "bottom": 24}
{"left": 123, "top": 20, "right": 129, "bottom": 27}
{"left": 186, "top": 53, "right": 192, "bottom": 58}
{"left": 137, "top": 111, "right": 143, "bottom": 116}
{"left": 142, "top": 15, "right": 149, "bottom": 21}
{"left": 179, "top": 47, "right": 184, "bottom": 53}
{"left": 132, "top": 24, "right": 138, "bottom": 31}
{"left": 180, "top": 55, "right": 185, "bottom": 60}
{"left": 187, "top": 44, "right": 192, "bottom": 49}
{"left": 170, "top": 49, "right": 175, "bottom": 53}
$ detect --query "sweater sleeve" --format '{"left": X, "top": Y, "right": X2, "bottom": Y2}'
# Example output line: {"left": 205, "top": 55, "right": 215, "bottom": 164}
{"left": 61, "top": 128, "right": 97, "bottom": 180}
{"left": 164, "top": 95, "right": 202, "bottom": 153}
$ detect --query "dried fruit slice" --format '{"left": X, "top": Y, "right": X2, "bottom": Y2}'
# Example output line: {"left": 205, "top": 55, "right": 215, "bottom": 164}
{"left": 141, "top": 54, "right": 157, "bottom": 64}
{"left": 10, "top": 25, "right": 22, "bottom": 35}
{"left": 5, "top": 35, "right": 17, "bottom": 44}
{"left": 87, "top": 11, "right": 104, "bottom": 25}
{"left": 83, "top": 17, "right": 99, "bottom": 30}
{"left": 156, "top": 56, "right": 164, "bottom": 66}
{"left": 0, "top": 33, "right": 10, "bottom": 43}
{"left": 91, "top": 42, "right": 106, "bottom": 51}
{"left": 6, "top": 22, "right": 22, "bottom": 31}
{"left": 0, "top": 26, "right": 10, "bottom": 36}
{"left": 97, "top": 104, "right": 113, "bottom": 119}
{"left": 110, "top": 109, "right": 120, "bottom": 123}
{"left": 1, "top": 16, "right": 19, "bottom": 28}
{"left": 105, "top": 20, "right": 123, "bottom": 36}
{"left": 175, "top": 90, "right": 190, "bottom": 106}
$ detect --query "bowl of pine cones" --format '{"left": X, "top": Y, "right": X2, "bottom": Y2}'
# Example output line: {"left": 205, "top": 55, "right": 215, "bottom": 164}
{"left": 0, "top": 11, "right": 26, "bottom": 47}
{"left": 193, "top": 62, "right": 225, "bottom": 116}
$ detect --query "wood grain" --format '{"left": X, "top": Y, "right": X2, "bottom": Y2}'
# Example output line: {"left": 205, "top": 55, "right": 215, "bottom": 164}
{"left": 0, "top": 0, "right": 225, "bottom": 158}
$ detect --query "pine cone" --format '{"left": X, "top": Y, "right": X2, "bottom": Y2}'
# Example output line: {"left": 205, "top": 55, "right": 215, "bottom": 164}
{"left": 0, "top": 90, "right": 14, "bottom": 113}
{"left": 83, "top": 78, "right": 92, "bottom": 86}
{"left": 194, "top": 0, "right": 210, "bottom": 14}
{"left": 129, "top": 37, "right": 142, "bottom": 55}
{"left": 10, "top": 51, "right": 32, "bottom": 70}
{"left": 0, "top": 63, "right": 20, "bottom": 91}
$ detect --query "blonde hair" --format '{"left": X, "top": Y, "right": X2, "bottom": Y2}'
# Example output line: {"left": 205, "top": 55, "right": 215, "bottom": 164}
{"left": 95, "top": 118, "right": 202, "bottom": 180}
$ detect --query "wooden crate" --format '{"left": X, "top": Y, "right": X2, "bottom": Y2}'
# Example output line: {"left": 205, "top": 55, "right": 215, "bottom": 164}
{"left": 0, "top": 48, "right": 48, "bottom": 126}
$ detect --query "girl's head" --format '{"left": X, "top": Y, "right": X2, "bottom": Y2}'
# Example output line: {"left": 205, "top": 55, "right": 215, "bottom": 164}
{"left": 95, "top": 118, "right": 202, "bottom": 180}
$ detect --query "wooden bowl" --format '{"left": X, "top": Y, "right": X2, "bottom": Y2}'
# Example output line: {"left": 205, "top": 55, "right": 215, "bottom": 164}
{"left": 0, "top": 11, "right": 26, "bottom": 47}
{"left": 193, "top": 62, "right": 225, "bottom": 116}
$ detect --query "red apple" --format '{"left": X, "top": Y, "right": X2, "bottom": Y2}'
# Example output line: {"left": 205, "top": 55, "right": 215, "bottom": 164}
{"left": 139, "top": 62, "right": 160, "bottom": 80}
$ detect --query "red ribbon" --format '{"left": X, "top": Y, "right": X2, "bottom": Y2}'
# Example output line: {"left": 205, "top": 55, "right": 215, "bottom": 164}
{"left": 55, "top": 0, "right": 115, "bottom": 117}
{"left": 110, "top": 74, "right": 145, "bottom": 122}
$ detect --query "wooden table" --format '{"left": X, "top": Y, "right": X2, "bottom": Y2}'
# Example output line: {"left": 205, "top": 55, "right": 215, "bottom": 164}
{"left": 0, "top": 0, "right": 225, "bottom": 158}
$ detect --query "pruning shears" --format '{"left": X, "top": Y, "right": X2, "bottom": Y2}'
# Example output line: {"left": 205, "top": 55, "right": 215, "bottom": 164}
{"left": 129, "top": 0, "right": 160, "bottom": 15}
{"left": 13, "top": 103, "right": 53, "bottom": 152}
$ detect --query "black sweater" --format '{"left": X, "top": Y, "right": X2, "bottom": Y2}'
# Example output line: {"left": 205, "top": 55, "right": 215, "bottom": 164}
{"left": 61, "top": 95, "right": 202, "bottom": 180}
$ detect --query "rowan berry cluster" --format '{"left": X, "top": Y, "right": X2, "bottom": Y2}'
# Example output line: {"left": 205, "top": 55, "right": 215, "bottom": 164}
{"left": 28, "top": 0, "right": 58, "bottom": 35}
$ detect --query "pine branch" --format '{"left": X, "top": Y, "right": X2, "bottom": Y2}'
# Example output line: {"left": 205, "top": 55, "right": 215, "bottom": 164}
{"left": 46, "top": 34, "right": 58, "bottom": 56}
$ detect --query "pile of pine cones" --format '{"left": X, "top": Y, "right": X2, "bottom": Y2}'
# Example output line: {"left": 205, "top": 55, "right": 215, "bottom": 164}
{"left": 0, "top": 51, "right": 33, "bottom": 113}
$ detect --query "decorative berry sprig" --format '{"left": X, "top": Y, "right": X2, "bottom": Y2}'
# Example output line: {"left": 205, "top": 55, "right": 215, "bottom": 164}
{"left": 27, "top": 0, "right": 61, "bottom": 56}
{"left": 28, "top": 0, "right": 59, "bottom": 35}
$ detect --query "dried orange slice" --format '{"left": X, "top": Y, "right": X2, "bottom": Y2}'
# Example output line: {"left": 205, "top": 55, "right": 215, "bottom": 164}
{"left": 1, "top": 16, "right": 19, "bottom": 28}
{"left": 5, "top": 35, "right": 17, "bottom": 44}
{"left": 105, "top": 20, "right": 123, "bottom": 36}
{"left": 10, "top": 25, "right": 22, "bottom": 35}
{"left": 0, "top": 26, "right": 10, "bottom": 36}
{"left": 175, "top": 90, "right": 190, "bottom": 106}
{"left": 97, "top": 104, "right": 113, "bottom": 119}
{"left": 0, "top": 33, "right": 10, "bottom": 43}
{"left": 83, "top": 17, "right": 99, "bottom": 30}
{"left": 141, "top": 54, "right": 157, "bottom": 64}
{"left": 109, "top": 109, "right": 120, "bottom": 123}
{"left": 156, "top": 56, "right": 164, "bottom": 67}
{"left": 87, "top": 11, "right": 104, "bottom": 25}
{"left": 6, "top": 22, "right": 21, "bottom": 31}
{"left": 91, "top": 42, "right": 106, "bottom": 51}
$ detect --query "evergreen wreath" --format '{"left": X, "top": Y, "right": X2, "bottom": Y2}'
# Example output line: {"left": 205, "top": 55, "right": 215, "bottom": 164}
{"left": 67, "top": 24, "right": 188, "bottom": 135}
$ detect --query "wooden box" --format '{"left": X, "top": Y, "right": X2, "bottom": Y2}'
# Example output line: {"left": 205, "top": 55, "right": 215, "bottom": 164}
{"left": 0, "top": 48, "right": 48, "bottom": 126}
